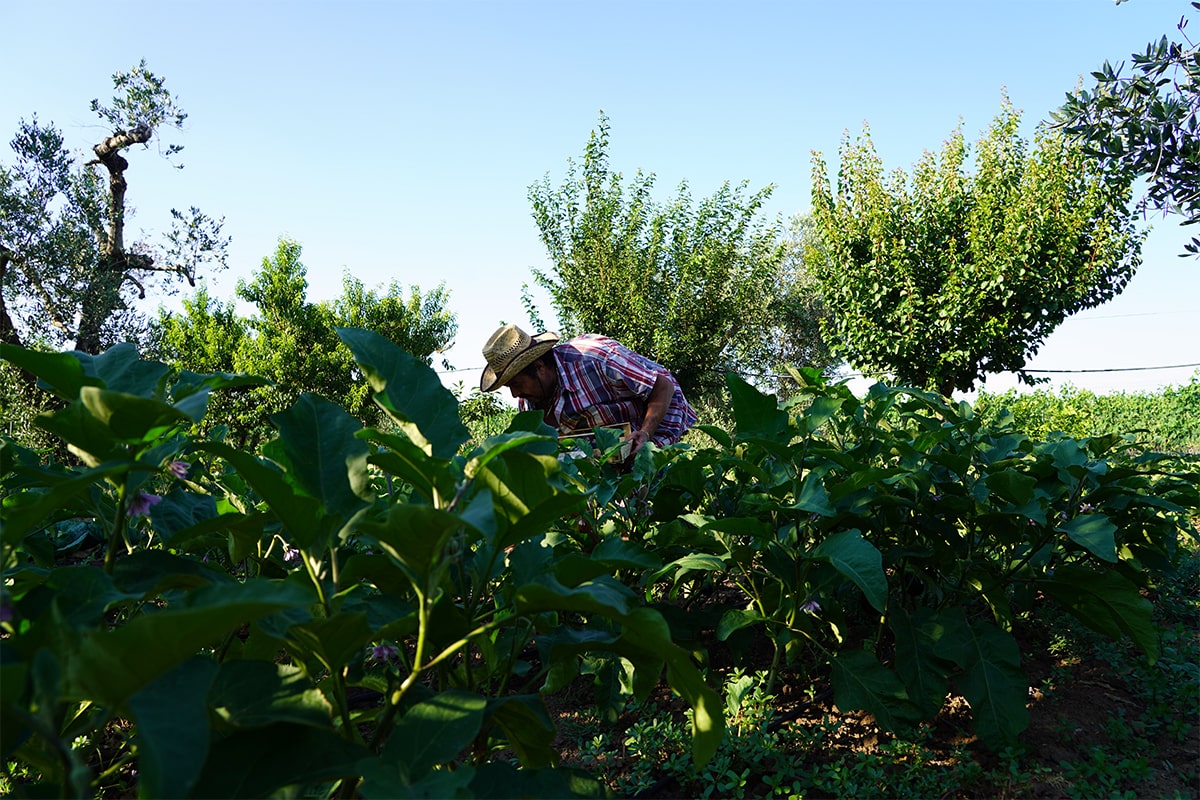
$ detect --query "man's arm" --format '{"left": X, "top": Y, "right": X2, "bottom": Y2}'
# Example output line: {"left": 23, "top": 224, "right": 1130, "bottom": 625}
{"left": 627, "top": 373, "right": 675, "bottom": 453}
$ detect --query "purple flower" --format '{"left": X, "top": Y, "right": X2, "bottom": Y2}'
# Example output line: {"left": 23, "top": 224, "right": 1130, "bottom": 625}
{"left": 282, "top": 544, "right": 300, "bottom": 564}
{"left": 128, "top": 492, "right": 162, "bottom": 517}
{"left": 370, "top": 644, "right": 399, "bottom": 663}
{"left": 168, "top": 460, "right": 191, "bottom": 479}
{"left": 0, "top": 602, "right": 13, "bottom": 624}
{"left": 800, "top": 599, "right": 822, "bottom": 615}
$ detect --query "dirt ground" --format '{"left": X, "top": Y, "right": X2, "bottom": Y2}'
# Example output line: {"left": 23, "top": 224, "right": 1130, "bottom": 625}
{"left": 548, "top": 619, "right": 1200, "bottom": 799}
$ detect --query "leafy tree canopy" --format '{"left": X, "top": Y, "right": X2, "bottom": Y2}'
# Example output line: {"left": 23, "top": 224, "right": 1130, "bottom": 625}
{"left": 526, "top": 113, "right": 812, "bottom": 406}
{"left": 0, "top": 60, "right": 228, "bottom": 353}
{"left": 1054, "top": 1, "right": 1200, "bottom": 255}
{"left": 153, "top": 237, "right": 456, "bottom": 446}
{"left": 808, "top": 97, "right": 1145, "bottom": 396}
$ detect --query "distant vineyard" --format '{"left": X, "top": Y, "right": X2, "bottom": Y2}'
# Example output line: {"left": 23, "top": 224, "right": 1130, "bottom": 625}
{"left": 972, "top": 375, "right": 1200, "bottom": 454}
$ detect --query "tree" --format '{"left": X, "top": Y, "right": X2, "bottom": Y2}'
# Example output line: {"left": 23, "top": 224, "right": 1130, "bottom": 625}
{"left": 808, "top": 98, "right": 1145, "bottom": 396}
{"left": 152, "top": 238, "right": 457, "bottom": 446}
{"left": 0, "top": 60, "right": 227, "bottom": 353}
{"left": 1054, "top": 1, "right": 1200, "bottom": 255}
{"left": 527, "top": 114, "right": 790, "bottom": 406}
{"left": 754, "top": 213, "right": 837, "bottom": 398}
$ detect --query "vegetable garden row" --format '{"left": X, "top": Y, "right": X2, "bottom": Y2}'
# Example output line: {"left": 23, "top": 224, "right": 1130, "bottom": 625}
{"left": 1, "top": 330, "right": 1196, "bottom": 798}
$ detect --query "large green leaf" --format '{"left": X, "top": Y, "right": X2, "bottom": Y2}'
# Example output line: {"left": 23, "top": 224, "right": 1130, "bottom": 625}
{"left": 830, "top": 648, "right": 923, "bottom": 732}
{"left": 464, "top": 430, "right": 558, "bottom": 479}
{"left": 189, "top": 722, "right": 368, "bottom": 798}
{"left": 0, "top": 343, "right": 98, "bottom": 400}
{"left": 469, "top": 448, "right": 586, "bottom": 547}
{"left": 286, "top": 612, "right": 374, "bottom": 675}
{"left": 110, "top": 550, "right": 229, "bottom": 597}
{"left": 1, "top": 462, "right": 131, "bottom": 546}
{"left": 80, "top": 387, "right": 192, "bottom": 440}
{"left": 622, "top": 607, "right": 724, "bottom": 768}
{"left": 791, "top": 471, "right": 837, "bottom": 517}
{"left": 700, "top": 516, "right": 771, "bottom": 539}
{"left": 889, "top": 607, "right": 954, "bottom": 717}
{"left": 127, "top": 656, "right": 218, "bottom": 800}
{"left": 196, "top": 442, "right": 326, "bottom": 550}
{"left": 336, "top": 327, "right": 468, "bottom": 459}
{"left": 74, "top": 342, "right": 170, "bottom": 396}
{"left": 68, "top": 579, "right": 313, "bottom": 706}
{"left": 380, "top": 690, "right": 487, "bottom": 782}
{"left": 207, "top": 661, "right": 332, "bottom": 729}
{"left": 148, "top": 488, "right": 220, "bottom": 545}
{"left": 1041, "top": 564, "right": 1158, "bottom": 661}
{"left": 726, "top": 372, "right": 789, "bottom": 440}
{"left": 33, "top": 402, "right": 123, "bottom": 464}
{"left": 270, "top": 392, "right": 373, "bottom": 518}
{"left": 360, "top": 504, "right": 463, "bottom": 581}
{"left": 516, "top": 581, "right": 723, "bottom": 767}
{"left": 716, "top": 608, "right": 767, "bottom": 641}
{"left": 1058, "top": 513, "right": 1118, "bottom": 563}
{"left": 811, "top": 529, "right": 887, "bottom": 613}
{"left": 934, "top": 611, "right": 1029, "bottom": 749}
{"left": 516, "top": 577, "right": 638, "bottom": 620}
{"left": 359, "top": 427, "right": 446, "bottom": 503}
{"left": 486, "top": 695, "right": 556, "bottom": 768}
{"left": 648, "top": 552, "right": 726, "bottom": 596}
{"left": 984, "top": 468, "right": 1037, "bottom": 506}
{"left": 470, "top": 762, "right": 608, "bottom": 799}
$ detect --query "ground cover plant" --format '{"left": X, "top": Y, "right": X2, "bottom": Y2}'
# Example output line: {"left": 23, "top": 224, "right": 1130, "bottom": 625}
{"left": 2, "top": 335, "right": 1198, "bottom": 798}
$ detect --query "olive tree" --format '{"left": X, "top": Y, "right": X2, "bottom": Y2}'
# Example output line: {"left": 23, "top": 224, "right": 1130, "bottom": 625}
{"left": 1054, "top": 1, "right": 1200, "bottom": 255}
{"left": 809, "top": 98, "right": 1145, "bottom": 396}
{"left": 0, "top": 60, "right": 227, "bottom": 353}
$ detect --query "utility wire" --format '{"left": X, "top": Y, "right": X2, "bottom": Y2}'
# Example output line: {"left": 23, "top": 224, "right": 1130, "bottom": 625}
{"left": 1022, "top": 362, "right": 1200, "bottom": 374}
{"left": 441, "top": 362, "right": 1200, "bottom": 378}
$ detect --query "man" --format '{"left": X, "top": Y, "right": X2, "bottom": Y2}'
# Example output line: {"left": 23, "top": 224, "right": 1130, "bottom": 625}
{"left": 480, "top": 324, "right": 696, "bottom": 454}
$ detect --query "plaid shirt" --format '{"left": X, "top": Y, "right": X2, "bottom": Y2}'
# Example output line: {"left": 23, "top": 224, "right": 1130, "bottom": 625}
{"left": 518, "top": 335, "right": 697, "bottom": 446}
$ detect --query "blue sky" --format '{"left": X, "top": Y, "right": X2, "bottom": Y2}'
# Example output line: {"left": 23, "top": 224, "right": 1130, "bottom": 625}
{"left": 4, "top": 0, "right": 1198, "bottom": 397}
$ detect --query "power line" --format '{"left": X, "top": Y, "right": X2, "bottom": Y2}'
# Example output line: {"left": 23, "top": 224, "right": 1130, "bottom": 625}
{"left": 1065, "top": 310, "right": 1194, "bottom": 321}
{"left": 440, "top": 362, "right": 1200, "bottom": 379}
{"left": 1022, "top": 362, "right": 1200, "bottom": 374}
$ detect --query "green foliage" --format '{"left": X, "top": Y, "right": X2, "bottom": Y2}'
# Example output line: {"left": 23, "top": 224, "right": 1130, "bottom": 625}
{"left": 152, "top": 237, "right": 456, "bottom": 447}
{"left": 1054, "top": 2, "right": 1200, "bottom": 255}
{"left": 0, "top": 331, "right": 723, "bottom": 798}
{"left": 809, "top": 97, "right": 1145, "bottom": 395}
{"left": 4, "top": 326, "right": 1196, "bottom": 796}
{"left": 572, "top": 669, "right": 800, "bottom": 798}
{"left": 0, "top": 60, "right": 227, "bottom": 354}
{"left": 527, "top": 113, "right": 812, "bottom": 405}
{"left": 640, "top": 368, "right": 1197, "bottom": 750}
{"left": 973, "top": 374, "right": 1200, "bottom": 453}
{"left": 454, "top": 383, "right": 518, "bottom": 450}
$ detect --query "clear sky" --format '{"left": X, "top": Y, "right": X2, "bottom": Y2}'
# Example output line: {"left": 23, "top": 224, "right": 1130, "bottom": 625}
{"left": 4, "top": 0, "right": 1198, "bottom": 399}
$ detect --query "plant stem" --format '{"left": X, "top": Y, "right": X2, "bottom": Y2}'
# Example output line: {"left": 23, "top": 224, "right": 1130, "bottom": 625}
{"left": 103, "top": 481, "right": 130, "bottom": 574}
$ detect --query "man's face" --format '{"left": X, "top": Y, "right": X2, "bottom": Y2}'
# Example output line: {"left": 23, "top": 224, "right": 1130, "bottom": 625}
{"left": 506, "top": 360, "right": 556, "bottom": 406}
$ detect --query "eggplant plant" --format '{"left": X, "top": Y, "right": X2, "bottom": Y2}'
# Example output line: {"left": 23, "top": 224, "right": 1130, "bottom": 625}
{"left": 645, "top": 368, "right": 1198, "bottom": 750}
{"left": 0, "top": 330, "right": 723, "bottom": 799}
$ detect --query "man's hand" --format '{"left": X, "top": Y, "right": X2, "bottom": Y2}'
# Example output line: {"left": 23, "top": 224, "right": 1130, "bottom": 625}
{"left": 626, "top": 428, "right": 651, "bottom": 454}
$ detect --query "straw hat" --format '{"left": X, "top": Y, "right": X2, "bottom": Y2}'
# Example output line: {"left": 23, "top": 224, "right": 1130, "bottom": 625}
{"left": 480, "top": 324, "right": 560, "bottom": 392}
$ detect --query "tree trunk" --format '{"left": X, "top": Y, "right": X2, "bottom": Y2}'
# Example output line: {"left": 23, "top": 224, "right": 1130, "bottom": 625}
{"left": 73, "top": 127, "right": 153, "bottom": 353}
{"left": 0, "top": 251, "right": 21, "bottom": 348}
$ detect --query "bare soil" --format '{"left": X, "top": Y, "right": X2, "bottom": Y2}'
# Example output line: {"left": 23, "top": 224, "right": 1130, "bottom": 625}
{"left": 547, "top": 610, "right": 1200, "bottom": 799}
